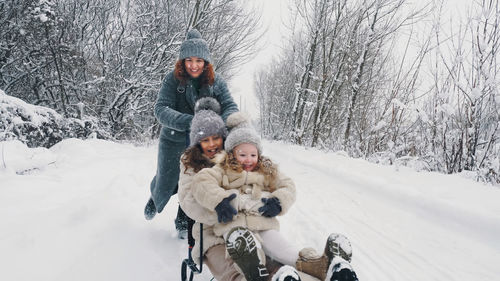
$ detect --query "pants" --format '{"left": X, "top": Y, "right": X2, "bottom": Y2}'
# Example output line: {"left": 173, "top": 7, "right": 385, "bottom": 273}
{"left": 205, "top": 244, "right": 244, "bottom": 281}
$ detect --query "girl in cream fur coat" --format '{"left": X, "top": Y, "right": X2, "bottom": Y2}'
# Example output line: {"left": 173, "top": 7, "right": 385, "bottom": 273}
{"left": 188, "top": 111, "right": 308, "bottom": 280}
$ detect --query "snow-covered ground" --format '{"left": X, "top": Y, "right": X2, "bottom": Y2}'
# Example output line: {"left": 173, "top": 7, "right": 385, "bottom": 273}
{"left": 1, "top": 138, "right": 499, "bottom": 281}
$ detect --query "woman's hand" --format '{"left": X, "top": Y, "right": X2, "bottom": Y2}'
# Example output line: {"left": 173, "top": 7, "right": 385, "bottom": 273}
{"left": 214, "top": 194, "right": 237, "bottom": 223}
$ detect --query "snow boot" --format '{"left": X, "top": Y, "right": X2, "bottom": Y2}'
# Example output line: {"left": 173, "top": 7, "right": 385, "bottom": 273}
{"left": 225, "top": 227, "right": 269, "bottom": 281}
{"left": 326, "top": 256, "right": 358, "bottom": 281}
{"left": 272, "top": 265, "right": 302, "bottom": 281}
{"left": 144, "top": 197, "right": 156, "bottom": 220}
{"left": 325, "top": 233, "right": 352, "bottom": 263}
{"left": 296, "top": 233, "right": 352, "bottom": 281}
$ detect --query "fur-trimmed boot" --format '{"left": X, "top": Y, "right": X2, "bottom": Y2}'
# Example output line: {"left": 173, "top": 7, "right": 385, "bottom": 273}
{"left": 296, "top": 233, "right": 353, "bottom": 281}
{"left": 225, "top": 227, "right": 269, "bottom": 281}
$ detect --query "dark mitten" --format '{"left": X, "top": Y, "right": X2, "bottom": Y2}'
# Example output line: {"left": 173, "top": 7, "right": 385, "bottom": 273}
{"left": 258, "top": 197, "right": 282, "bottom": 217}
{"left": 215, "top": 193, "right": 237, "bottom": 223}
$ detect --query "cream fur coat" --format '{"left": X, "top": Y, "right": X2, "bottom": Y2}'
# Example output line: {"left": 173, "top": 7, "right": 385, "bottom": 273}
{"left": 178, "top": 151, "right": 296, "bottom": 264}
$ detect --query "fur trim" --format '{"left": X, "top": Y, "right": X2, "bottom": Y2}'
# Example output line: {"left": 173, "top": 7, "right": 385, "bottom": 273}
{"left": 212, "top": 150, "right": 227, "bottom": 164}
{"left": 299, "top": 247, "right": 321, "bottom": 259}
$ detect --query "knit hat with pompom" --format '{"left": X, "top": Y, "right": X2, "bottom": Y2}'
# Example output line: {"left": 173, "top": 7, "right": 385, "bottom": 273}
{"left": 189, "top": 97, "right": 227, "bottom": 146}
{"left": 179, "top": 29, "right": 211, "bottom": 63}
{"left": 224, "top": 112, "right": 262, "bottom": 154}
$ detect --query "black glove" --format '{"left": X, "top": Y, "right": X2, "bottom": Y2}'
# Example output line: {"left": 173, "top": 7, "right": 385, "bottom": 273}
{"left": 215, "top": 194, "right": 237, "bottom": 223}
{"left": 258, "top": 197, "right": 282, "bottom": 217}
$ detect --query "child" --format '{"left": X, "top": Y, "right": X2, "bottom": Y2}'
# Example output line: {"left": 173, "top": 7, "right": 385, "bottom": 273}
{"left": 191, "top": 112, "right": 358, "bottom": 281}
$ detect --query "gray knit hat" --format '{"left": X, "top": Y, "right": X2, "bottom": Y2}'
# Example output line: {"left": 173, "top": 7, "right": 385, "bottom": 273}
{"left": 189, "top": 97, "right": 227, "bottom": 146}
{"left": 224, "top": 112, "right": 262, "bottom": 154}
{"left": 179, "top": 29, "right": 211, "bottom": 63}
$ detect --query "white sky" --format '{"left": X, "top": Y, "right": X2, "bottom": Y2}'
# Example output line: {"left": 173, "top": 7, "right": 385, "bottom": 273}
{"left": 229, "top": 0, "right": 290, "bottom": 118}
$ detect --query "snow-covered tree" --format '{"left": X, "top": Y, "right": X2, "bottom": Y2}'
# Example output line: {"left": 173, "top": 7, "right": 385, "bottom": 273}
{"left": 1, "top": 0, "right": 262, "bottom": 140}
{"left": 256, "top": 0, "right": 499, "bottom": 184}
{"left": 421, "top": 0, "right": 500, "bottom": 182}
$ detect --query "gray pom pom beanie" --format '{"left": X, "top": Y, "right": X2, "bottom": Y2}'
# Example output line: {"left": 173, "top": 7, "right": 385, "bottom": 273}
{"left": 179, "top": 29, "right": 211, "bottom": 63}
{"left": 224, "top": 112, "right": 262, "bottom": 154}
{"left": 189, "top": 97, "right": 227, "bottom": 146}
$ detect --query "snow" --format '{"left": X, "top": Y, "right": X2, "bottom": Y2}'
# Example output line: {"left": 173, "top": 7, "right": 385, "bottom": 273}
{"left": 1, "top": 138, "right": 499, "bottom": 281}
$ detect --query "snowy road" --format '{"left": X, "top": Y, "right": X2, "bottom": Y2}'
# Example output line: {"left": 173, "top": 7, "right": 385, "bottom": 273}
{"left": 1, "top": 138, "right": 499, "bottom": 281}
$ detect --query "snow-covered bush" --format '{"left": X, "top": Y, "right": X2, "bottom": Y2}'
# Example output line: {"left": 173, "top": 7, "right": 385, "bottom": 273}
{"left": 0, "top": 90, "right": 109, "bottom": 148}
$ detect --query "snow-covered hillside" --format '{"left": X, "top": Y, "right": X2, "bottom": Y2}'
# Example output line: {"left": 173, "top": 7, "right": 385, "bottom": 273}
{"left": 1, "top": 138, "right": 499, "bottom": 281}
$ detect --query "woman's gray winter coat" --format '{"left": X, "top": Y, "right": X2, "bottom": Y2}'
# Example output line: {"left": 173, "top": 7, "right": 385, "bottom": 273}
{"left": 150, "top": 70, "right": 238, "bottom": 213}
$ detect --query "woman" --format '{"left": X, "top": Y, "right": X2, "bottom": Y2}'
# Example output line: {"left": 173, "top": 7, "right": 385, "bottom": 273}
{"left": 144, "top": 28, "right": 238, "bottom": 239}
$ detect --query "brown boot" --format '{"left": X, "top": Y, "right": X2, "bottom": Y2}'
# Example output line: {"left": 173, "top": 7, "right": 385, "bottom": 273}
{"left": 296, "top": 247, "right": 329, "bottom": 280}
{"left": 296, "top": 233, "right": 353, "bottom": 280}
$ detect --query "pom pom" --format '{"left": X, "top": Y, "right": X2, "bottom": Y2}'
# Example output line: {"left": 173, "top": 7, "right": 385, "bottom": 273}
{"left": 194, "top": 97, "right": 221, "bottom": 114}
{"left": 186, "top": 29, "right": 202, "bottom": 40}
{"left": 226, "top": 111, "right": 251, "bottom": 130}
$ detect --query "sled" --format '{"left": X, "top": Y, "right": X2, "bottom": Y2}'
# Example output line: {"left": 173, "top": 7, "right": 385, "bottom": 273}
{"left": 181, "top": 218, "right": 205, "bottom": 281}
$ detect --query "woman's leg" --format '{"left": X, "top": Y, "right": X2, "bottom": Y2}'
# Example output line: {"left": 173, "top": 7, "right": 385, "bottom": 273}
{"left": 260, "top": 229, "right": 301, "bottom": 266}
{"left": 204, "top": 244, "right": 244, "bottom": 281}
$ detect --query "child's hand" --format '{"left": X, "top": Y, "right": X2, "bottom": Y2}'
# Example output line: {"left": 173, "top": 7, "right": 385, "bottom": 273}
{"left": 215, "top": 194, "right": 237, "bottom": 223}
{"left": 258, "top": 197, "right": 281, "bottom": 217}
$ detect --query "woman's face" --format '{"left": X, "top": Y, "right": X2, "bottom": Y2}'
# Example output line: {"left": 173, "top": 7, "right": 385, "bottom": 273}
{"left": 199, "top": 135, "right": 223, "bottom": 158}
{"left": 184, "top": 57, "right": 205, "bottom": 78}
{"left": 233, "top": 143, "right": 259, "bottom": 171}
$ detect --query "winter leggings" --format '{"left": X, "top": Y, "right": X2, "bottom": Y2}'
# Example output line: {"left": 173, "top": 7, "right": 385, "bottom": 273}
{"left": 260, "top": 229, "right": 301, "bottom": 267}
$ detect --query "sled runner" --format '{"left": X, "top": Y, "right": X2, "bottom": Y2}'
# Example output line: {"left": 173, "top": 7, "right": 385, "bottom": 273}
{"left": 181, "top": 218, "right": 206, "bottom": 281}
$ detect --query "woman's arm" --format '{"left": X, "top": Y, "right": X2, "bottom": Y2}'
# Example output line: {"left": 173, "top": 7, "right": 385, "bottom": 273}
{"left": 154, "top": 72, "right": 193, "bottom": 131}
{"left": 213, "top": 74, "right": 239, "bottom": 122}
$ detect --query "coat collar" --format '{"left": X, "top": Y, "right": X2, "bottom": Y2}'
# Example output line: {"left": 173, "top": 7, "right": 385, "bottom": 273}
{"left": 211, "top": 150, "right": 227, "bottom": 164}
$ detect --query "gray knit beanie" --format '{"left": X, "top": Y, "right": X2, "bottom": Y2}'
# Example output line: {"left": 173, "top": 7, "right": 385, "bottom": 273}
{"left": 224, "top": 112, "right": 262, "bottom": 154}
{"left": 179, "top": 29, "right": 211, "bottom": 63}
{"left": 189, "top": 97, "right": 227, "bottom": 146}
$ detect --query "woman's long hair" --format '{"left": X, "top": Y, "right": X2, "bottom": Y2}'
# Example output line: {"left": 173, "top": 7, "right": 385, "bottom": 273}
{"left": 174, "top": 59, "right": 215, "bottom": 86}
{"left": 181, "top": 145, "right": 214, "bottom": 173}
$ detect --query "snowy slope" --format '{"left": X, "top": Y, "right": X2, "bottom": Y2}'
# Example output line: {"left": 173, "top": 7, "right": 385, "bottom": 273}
{"left": 1, "top": 138, "right": 499, "bottom": 281}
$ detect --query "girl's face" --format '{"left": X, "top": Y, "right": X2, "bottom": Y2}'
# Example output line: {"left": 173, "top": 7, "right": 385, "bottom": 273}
{"left": 199, "top": 135, "right": 223, "bottom": 158}
{"left": 184, "top": 57, "right": 205, "bottom": 78}
{"left": 233, "top": 143, "right": 259, "bottom": 171}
